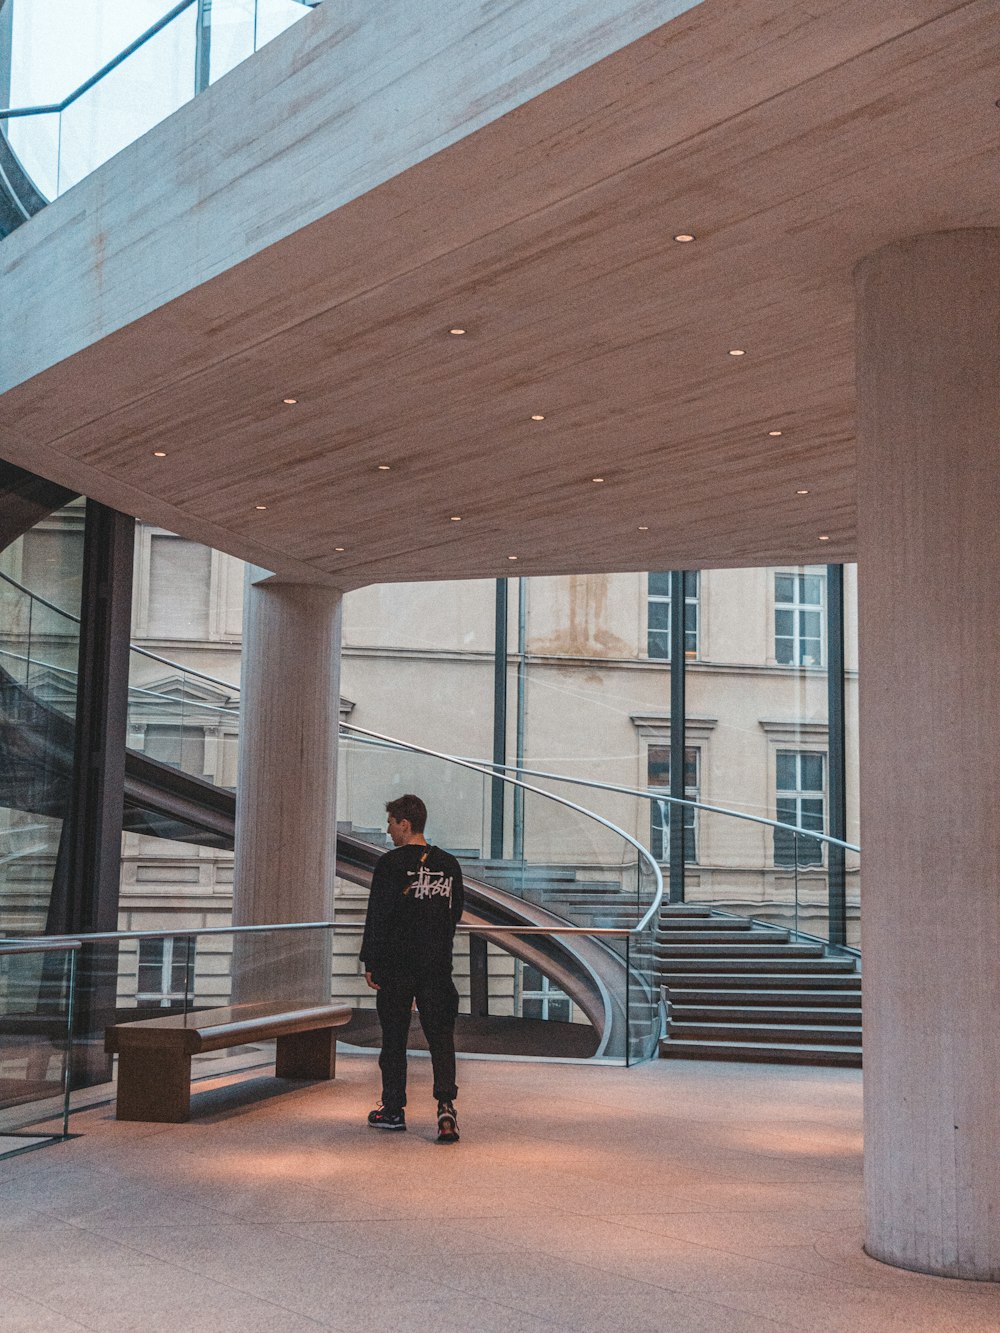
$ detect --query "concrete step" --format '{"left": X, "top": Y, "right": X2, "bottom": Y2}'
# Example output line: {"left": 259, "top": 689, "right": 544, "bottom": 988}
{"left": 540, "top": 885, "right": 626, "bottom": 898}
{"left": 657, "top": 929, "right": 790, "bottom": 944}
{"left": 663, "top": 975, "right": 861, "bottom": 993}
{"left": 659, "top": 906, "right": 714, "bottom": 917}
{"left": 543, "top": 896, "right": 637, "bottom": 909}
{"left": 660, "top": 957, "right": 858, "bottom": 974}
{"left": 660, "top": 1038, "right": 862, "bottom": 1067}
{"left": 657, "top": 943, "right": 824, "bottom": 959}
{"left": 669, "top": 1021, "right": 862, "bottom": 1046}
{"left": 671, "top": 1005, "right": 862, "bottom": 1025}
{"left": 669, "top": 987, "right": 861, "bottom": 1006}
{"left": 660, "top": 918, "right": 754, "bottom": 932}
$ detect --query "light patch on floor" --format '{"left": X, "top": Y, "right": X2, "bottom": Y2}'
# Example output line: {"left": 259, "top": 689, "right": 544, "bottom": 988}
{"left": 0, "top": 1054, "right": 998, "bottom": 1332}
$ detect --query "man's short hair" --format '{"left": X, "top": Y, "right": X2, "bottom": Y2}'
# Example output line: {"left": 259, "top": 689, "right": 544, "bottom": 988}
{"left": 386, "top": 793, "right": 427, "bottom": 833}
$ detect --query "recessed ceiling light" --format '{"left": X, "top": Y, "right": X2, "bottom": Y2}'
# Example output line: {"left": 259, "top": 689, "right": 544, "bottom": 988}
{"left": 450, "top": 516, "right": 462, "bottom": 522}
{"left": 592, "top": 477, "right": 605, "bottom": 483}
{"left": 768, "top": 430, "right": 783, "bottom": 436}
{"left": 638, "top": 525, "right": 649, "bottom": 531}
{"left": 507, "top": 555, "right": 518, "bottom": 561}
{"left": 449, "top": 327, "right": 466, "bottom": 336}
{"left": 530, "top": 414, "right": 545, "bottom": 421}
{"left": 796, "top": 489, "right": 810, "bottom": 495}
{"left": 282, "top": 397, "right": 297, "bottom": 405}
{"left": 334, "top": 546, "right": 345, "bottom": 552}
{"left": 152, "top": 450, "right": 167, "bottom": 457}
{"left": 255, "top": 504, "right": 267, "bottom": 510}
{"left": 729, "top": 348, "right": 746, "bottom": 357}
{"left": 673, "top": 233, "right": 695, "bottom": 243}
{"left": 376, "top": 464, "right": 391, "bottom": 471}
{"left": 819, "top": 534, "right": 830, "bottom": 542}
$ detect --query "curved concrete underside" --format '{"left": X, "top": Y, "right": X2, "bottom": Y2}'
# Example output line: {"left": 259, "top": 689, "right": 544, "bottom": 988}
{"left": 1, "top": 0, "right": 998, "bottom": 587}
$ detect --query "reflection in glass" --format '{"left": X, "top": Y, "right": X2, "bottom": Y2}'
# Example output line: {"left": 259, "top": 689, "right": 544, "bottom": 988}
{"left": 0, "top": 503, "right": 85, "bottom": 938}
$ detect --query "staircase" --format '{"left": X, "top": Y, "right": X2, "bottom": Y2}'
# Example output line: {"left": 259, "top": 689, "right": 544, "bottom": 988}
{"left": 658, "top": 905, "right": 862, "bottom": 1067}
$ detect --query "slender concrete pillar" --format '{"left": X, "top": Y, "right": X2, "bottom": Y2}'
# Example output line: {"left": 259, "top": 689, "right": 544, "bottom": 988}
{"left": 232, "top": 572, "right": 343, "bottom": 1004}
{"left": 856, "top": 230, "right": 1000, "bottom": 1279}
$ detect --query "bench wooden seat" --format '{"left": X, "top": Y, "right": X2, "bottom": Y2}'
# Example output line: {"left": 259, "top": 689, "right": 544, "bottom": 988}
{"left": 105, "top": 1000, "right": 352, "bottom": 1123}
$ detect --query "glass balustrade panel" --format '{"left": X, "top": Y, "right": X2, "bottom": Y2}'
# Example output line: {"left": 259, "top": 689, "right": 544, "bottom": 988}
{"left": 54, "top": 7, "right": 197, "bottom": 197}
{"left": 0, "top": 944, "right": 74, "bottom": 1139}
{"left": 109, "top": 923, "right": 642, "bottom": 1092}
{"left": 338, "top": 734, "right": 660, "bottom": 931}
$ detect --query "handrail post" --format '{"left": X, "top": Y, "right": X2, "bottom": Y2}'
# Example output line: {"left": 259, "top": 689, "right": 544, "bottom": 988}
{"left": 62, "top": 947, "right": 77, "bottom": 1139}
{"left": 195, "top": 0, "right": 213, "bottom": 94}
{"left": 826, "top": 563, "right": 847, "bottom": 947}
{"left": 490, "top": 579, "right": 507, "bottom": 860}
{"left": 668, "top": 571, "right": 687, "bottom": 904}
{"left": 183, "top": 935, "right": 194, "bottom": 1016}
{"left": 793, "top": 832, "right": 800, "bottom": 940}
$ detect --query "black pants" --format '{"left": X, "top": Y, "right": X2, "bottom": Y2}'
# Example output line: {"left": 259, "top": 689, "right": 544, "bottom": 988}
{"left": 375, "top": 967, "right": 459, "bottom": 1108}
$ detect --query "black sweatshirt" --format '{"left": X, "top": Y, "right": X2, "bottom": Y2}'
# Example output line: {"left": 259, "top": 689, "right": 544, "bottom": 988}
{"left": 360, "top": 843, "right": 465, "bottom": 978}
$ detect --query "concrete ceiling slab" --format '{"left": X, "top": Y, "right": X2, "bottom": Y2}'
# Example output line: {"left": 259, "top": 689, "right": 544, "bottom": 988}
{"left": 1, "top": 0, "right": 998, "bottom": 587}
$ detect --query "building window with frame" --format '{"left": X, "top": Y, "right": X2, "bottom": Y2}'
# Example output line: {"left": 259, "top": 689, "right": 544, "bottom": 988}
{"left": 774, "top": 571, "right": 825, "bottom": 667}
{"left": 775, "top": 750, "right": 825, "bottom": 867}
{"left": 136, "top": 937, "right": 188, "bottom": 1008}
{"left": 647, "top": 571, "right": 699, "bottom": 660}
{"left": 519, "top": 963, "right": 571, "bottom": 1022}
{"left": 648, "top": 745, "right": 699, "bottom": 863}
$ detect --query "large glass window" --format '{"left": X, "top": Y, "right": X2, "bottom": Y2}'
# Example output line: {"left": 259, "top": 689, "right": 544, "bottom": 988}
{"left": 775, "top": 750, "right": 825, "bottom": 867}
{"left": 648, "top": 745, "right": 699, "bottom": 863}
{"left": 647, "top": 571, "right": 699, "bottom": 660}
{"left": 775, "top": 572, "right": 824, "bottom": 667}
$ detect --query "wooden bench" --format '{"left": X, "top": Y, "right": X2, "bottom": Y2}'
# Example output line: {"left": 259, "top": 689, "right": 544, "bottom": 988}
{"left": 105, "top": 1000, "right": 352, "bottom": 1123}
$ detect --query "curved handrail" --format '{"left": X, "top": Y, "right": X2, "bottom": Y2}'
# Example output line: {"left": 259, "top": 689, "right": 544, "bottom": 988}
{"left": 465, "top": 759, "right": 861, "bottom": 854}
{"left": 340, "top": 722, "right": 664, "bottom": 933}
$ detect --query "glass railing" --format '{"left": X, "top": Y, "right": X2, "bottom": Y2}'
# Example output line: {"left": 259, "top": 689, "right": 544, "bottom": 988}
{"left": 0, "top": 570, "right": 240, "bottom": 791}
{"left": 477, "top": 761, "right": 862, "bottom": 953}
{"left": 0, "top": 938, "right": 77, "bottom": 1148}
{"left": 1, "top": 0, "right": 313, "bottom": 214}
{"left": 339, "top": 726, "right": 660, "bottom": 934}
{"left": 0, "top": 918, "right": 659, "bottom": 1137}
{"left": 125, "top": 646, "right": 239, "bottom": 790}
{"left": 105, "top": 922, "right": 653, "bottom": 1065}
{"left": 337, "top": 725, "right": 663, "bottom": 1061}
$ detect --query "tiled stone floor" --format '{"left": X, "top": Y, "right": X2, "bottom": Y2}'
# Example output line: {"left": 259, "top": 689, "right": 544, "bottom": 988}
{"left": 1, "top": 1053, "right": 999, "bottom": 1332}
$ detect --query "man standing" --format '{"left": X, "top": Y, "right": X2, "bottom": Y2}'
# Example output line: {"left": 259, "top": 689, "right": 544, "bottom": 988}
{"left": 360, "top": 793, "right": 464, "bottom": 1142}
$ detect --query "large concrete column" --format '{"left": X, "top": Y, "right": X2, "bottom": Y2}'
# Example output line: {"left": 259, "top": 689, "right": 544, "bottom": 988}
{"left": 232, "top": 572, "right": 343, "bottom": 1004}
{"left": 856, "top": 230, "right": 1000, "bottom": 1279}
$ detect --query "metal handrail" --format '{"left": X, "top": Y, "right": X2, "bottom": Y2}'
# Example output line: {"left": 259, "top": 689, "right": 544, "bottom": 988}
{"left": 0, "top": 922, "right": 636, "bottom": 949}
{"left": 0, "top": 1, "right": 197, "bottom": 119}
{"left": 0, "top": 938, "right": 80, "bottom": 955}
{"left": 339, "top": 722, "right": 664, "bottom": 932}
{"left": 0, "top": 571, "right": 240, "bottom": 694}
{"left": 466, "top": 758, "right": 861, "bottom": 854}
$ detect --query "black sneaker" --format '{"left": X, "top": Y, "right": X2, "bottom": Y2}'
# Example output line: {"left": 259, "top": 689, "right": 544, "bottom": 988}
{"left": 367, "top": 1103, "right": 406, "bottom": 1131}
{"left": 436, "top": 1100, "right": 459, "bottom": 1144}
